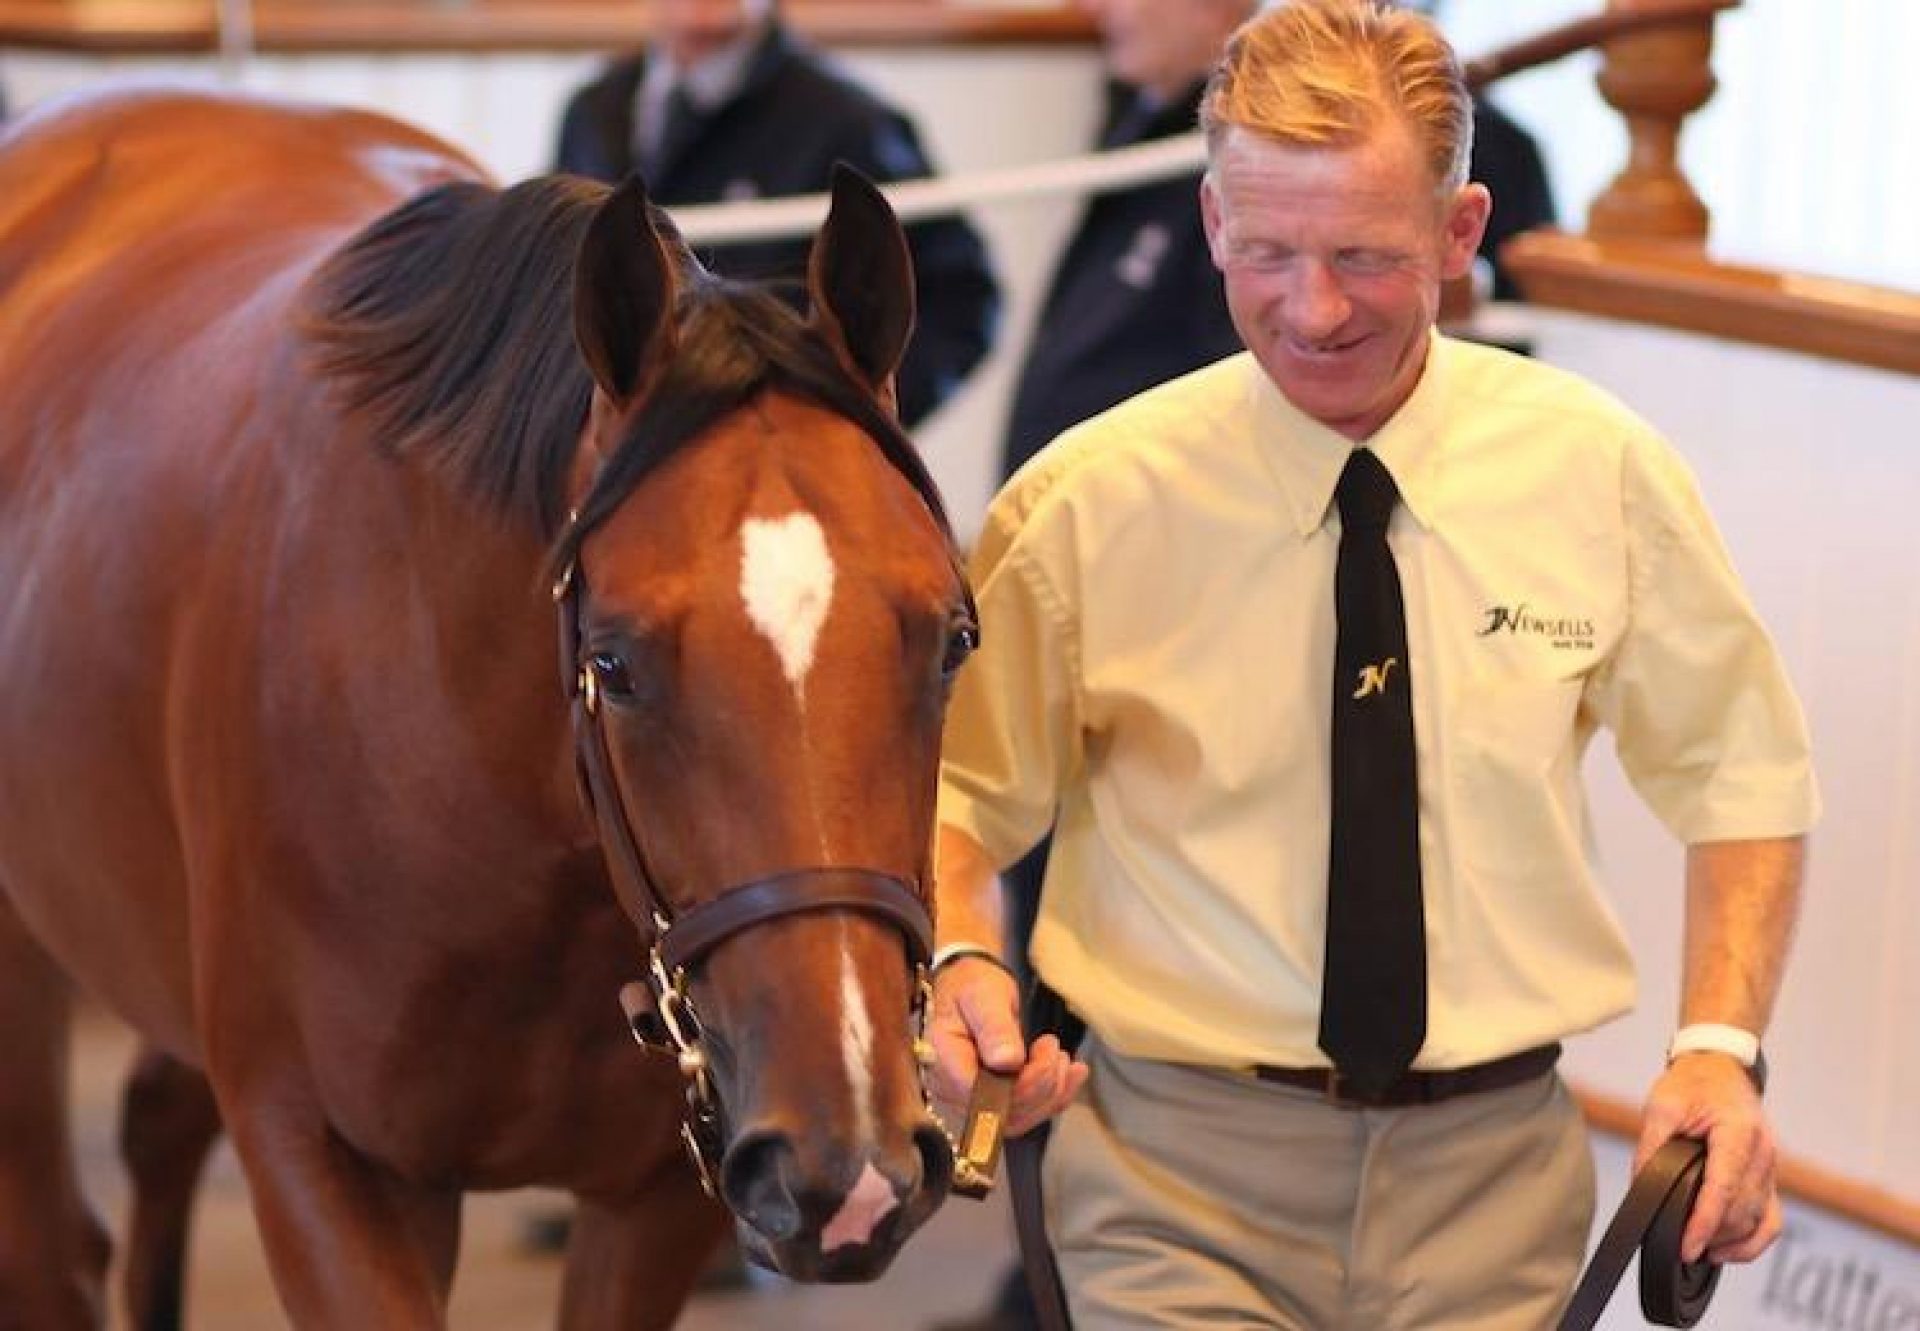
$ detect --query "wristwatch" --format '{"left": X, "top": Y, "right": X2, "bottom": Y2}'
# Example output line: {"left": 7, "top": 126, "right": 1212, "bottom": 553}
{"left": 1667, "top": 1023, "right": 1768, "bottom": 1093}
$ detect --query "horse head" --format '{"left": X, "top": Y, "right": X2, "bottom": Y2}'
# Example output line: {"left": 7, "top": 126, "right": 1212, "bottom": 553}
{"left": 552, "top": 168, "right": 972, "bottom": 1280}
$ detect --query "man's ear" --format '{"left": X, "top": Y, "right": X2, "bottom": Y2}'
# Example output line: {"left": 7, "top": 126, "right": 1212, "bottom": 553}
{"left": 1439, "top": 182, "right": 1493, "bottom": 282}
{"left": 1200, "top": 174, "right": 1229, "bottom": 272}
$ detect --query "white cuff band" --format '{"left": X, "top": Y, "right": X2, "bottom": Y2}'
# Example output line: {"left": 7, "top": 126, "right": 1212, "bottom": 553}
{"left": 1667, "top": 1022, "right": 1760, "bottom": 1067}
{"left": 929, "top": 941, "right": 1014, "bottom": 981}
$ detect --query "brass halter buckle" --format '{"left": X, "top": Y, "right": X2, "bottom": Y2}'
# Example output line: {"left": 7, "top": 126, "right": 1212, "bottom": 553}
{"left": 947, "top": 1070, "right": 1014, "bottom": 1200}
{"left": 914, "top": 968, "right": 1015, "bottom": 1200}
{"left": 621, "top": 935, "right": 726, "bottom": 1198}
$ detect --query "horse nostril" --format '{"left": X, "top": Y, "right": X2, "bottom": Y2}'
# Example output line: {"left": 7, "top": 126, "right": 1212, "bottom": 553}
{"left": 719, "top": 1130, "right": 803, "bottom": 1243}
{"left": 914, "top": 1119, "right": 956, "bottom": 1197}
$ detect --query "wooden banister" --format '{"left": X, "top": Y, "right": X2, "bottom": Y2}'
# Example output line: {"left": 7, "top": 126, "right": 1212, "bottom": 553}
{"left": 1504, "top": 229, "right": 1920, "bottom": 376}
{"left": 0, "top": 2, "right": 1097, "bottom": 52}
{"left": 1464, "top": 0, "right": 1742, "bottom": 245}
{"left": 1588, "top": 0, "right": 1727, "bottom": 241}
{"left": 1462, "top": 0, "right": 1737, "bottom": 88}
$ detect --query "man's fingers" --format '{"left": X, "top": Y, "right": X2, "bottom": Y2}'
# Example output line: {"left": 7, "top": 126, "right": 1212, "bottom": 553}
{"left": 1005, "top": 1041, "right": 1088, "bottom": 1136}
{"left": 926, "top": 967, "right": 1084, "bottom": 1137}
{"left": 1641, "top": 1055, "right": 1781, "bottom": 1265}
{"left": 955, "top": 978, "right": 1026, "bottom": 1071}
{"left": 1707, "top": 1194, "right": 1782, "bottom": 1264}
{"left": 1683, "top": 1126, "right": 1767, "bottom": 1262}
{"left": 925, "top": 1021, "right": 983, "bottom": 1106}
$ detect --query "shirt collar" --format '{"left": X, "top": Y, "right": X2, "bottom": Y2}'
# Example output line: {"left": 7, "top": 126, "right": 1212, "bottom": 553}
{"left": 1247, "top": 330, "right": 1453, "bottom": 538}
{"left": 648, "top": 18, "right": 770, "bottom": 115}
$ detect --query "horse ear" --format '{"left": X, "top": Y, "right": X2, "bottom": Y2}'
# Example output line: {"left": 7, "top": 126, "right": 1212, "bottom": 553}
{"left": 807, "top": 163, "right": 915, "bottom": 393}
{"left": 574, "top": 174, "right": 677, "bottom": 406}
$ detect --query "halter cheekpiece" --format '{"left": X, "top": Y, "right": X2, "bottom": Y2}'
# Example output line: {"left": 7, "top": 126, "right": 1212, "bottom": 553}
{"left": 551, "top": 544, "right": 938, "bottom": 1195}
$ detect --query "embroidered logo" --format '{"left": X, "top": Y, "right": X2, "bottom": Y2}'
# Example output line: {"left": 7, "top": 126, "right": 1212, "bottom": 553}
{"left": 1116, "top": 223, "right": 1171, "bottom": 289}
{"left": 1353, "top": 658, "right": 1399, "bottom": 700}
{"left": 1478, "top": 603, "right": 1596, "bottom": 652}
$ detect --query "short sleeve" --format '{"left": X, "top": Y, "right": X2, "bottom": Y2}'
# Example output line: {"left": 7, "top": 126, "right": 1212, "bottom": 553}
{"left": 1583, "top": 429, "right": 1820, "bottom": 842}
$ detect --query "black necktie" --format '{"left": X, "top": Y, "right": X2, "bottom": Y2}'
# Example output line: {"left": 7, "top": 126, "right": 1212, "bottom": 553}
{"left": 639, "top": 85, "right": 699, "bottom": 183}
{"left": 1318, "top": 448, "right": 1426, "bottom": 1096}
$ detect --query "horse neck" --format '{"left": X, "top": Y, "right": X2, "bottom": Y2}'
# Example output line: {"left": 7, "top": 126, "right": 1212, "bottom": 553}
{"left": 288, "top": 415, "right": 587, "bottom": 844}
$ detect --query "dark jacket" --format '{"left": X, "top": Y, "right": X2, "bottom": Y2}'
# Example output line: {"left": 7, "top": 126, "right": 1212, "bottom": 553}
{"left": 1471, "top": 95, "right": 1557, "bottom": 301}
{"left": 1001, "top": 81, "right": 1239, "bottom": 479}
{"left": 555, "top": 23, "right": 1000, "bottom": 428}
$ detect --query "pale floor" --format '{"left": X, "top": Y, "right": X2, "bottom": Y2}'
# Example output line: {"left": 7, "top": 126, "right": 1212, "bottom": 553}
{"left": 67, "top": 1008, "right": 1020, "bottom": 1330}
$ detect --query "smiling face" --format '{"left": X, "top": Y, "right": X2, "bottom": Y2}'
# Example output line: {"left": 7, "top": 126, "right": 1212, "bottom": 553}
{"left": 1201, "top": 117, "right": 1488, "bottom": 440}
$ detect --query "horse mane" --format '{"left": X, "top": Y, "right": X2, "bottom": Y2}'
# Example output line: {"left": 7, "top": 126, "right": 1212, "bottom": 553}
{"left": 301, "top": 176, "right": 951, "bottom": 557}
{"left": 301, "top": 175, "right": 603, "bottom": 536}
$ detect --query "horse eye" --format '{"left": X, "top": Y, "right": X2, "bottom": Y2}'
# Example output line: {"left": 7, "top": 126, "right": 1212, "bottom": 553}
{"left": 589, "top": 651, "right": 636, "bottom": 700}
{"left": 942, "top": 621, "right": 980, "bottom": 679}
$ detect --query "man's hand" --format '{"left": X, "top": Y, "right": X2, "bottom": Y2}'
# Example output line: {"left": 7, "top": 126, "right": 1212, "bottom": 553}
{"left": 925, "top": 956, "right": 1087, "bottom": 1137}
{"left": 1637, "top": 1052, "right": 1781, "bottom": 1264}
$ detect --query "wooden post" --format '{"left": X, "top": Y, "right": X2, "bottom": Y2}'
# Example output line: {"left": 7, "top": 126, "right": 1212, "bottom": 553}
{"left": 1587, "top": 0, "right": 1728, "bottom": 243}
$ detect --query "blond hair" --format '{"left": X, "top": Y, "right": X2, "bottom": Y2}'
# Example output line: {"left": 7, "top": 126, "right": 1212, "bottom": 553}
{"left": 1201, "top": 0, "right": 1473, "bottom": 192}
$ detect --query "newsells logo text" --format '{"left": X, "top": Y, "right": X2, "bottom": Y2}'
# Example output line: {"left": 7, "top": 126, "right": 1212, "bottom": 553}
{"left": 1478, "top": 603, "right": 1596, "bottom": 651}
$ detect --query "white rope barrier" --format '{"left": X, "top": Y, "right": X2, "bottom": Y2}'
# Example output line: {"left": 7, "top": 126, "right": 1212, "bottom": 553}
{"left": 671, "top": 131, "right": 1210, "bottom": 246}
{"left": 216, "top": 0, "right": 255, "bottom": 84}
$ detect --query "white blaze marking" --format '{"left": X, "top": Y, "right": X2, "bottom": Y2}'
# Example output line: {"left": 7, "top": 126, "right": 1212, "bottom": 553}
{"left": 839, "top": 941, "right": 877, "bottom": 1144}
{"left": 820, "top": 945, "right": 898, "bottom": 1252}
{"left": 821, "top": 1163, "right": 900, "bottom": 1253}
{"left": 739, "top": 512, "right": 836, "bottom": 699}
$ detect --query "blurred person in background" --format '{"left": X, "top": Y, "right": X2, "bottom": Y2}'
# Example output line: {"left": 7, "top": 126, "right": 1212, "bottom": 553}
{"left": 1404, "top": 0, "right": 1556, "bottom": 300}
{"left": 555, "top": 0, "right": 1000, "bottom": 428}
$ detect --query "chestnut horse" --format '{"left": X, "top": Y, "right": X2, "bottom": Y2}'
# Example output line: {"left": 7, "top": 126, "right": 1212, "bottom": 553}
{"left": 0, "top": 90, "right": 973, "bottom": 1327}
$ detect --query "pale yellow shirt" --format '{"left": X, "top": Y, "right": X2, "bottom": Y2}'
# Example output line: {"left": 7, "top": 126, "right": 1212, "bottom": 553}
{"left": 938, "top": 336, "right": 1819, "bottom": 1071}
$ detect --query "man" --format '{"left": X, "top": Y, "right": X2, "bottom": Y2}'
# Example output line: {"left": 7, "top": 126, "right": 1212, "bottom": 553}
{"left": 554, "top": 0, "right": 999, "bottom": 428}
{"left": 1000, "top": 0, "right": 1253, "bottom": 486}
{"left": 928, "top": 2, "right": 1816, "bottom": 1328}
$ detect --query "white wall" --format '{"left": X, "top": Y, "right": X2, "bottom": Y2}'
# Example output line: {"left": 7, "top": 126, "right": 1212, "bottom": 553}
{"left": 1524, "top": 308, "right": 1920, "bottom": 1208}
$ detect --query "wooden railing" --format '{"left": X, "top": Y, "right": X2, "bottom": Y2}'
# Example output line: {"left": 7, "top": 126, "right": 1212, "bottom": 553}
{"left": 1481, "top": 0, "right": 1920, "bottom": 376}
{"left": 1465, "top": 0, "right": 1738, "bottom": 242}
{"left": 0, "top": 1, "right": 1095, "bottom": 51}
{"left": 1503, "top": 231, "right": 1920, "bottom": 376}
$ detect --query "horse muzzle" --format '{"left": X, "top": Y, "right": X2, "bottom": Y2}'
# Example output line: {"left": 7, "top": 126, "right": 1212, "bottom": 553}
{"left": 719, "top": 1115, "right": 954, "bottom": 1282}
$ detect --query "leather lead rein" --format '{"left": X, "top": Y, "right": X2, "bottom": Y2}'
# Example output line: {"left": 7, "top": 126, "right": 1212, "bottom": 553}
{"left": 1556, "top": 1135, "right": 1719, "bottom": 1330}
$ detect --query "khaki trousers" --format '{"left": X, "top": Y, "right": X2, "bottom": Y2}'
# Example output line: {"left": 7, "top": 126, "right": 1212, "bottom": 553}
{"left": 1044, "top": 1037, "right": 1594, "bottom": 1330}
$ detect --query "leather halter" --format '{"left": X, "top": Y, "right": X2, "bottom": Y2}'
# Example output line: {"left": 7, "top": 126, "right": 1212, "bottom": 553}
{"left": 551, "top": 551, "right": 937, "bottom": 1195}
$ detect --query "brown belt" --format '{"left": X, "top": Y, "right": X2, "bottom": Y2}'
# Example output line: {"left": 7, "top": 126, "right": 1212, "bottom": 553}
{"left": 1253, "top": 1043, "right": 1561, "bottom": 1108}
